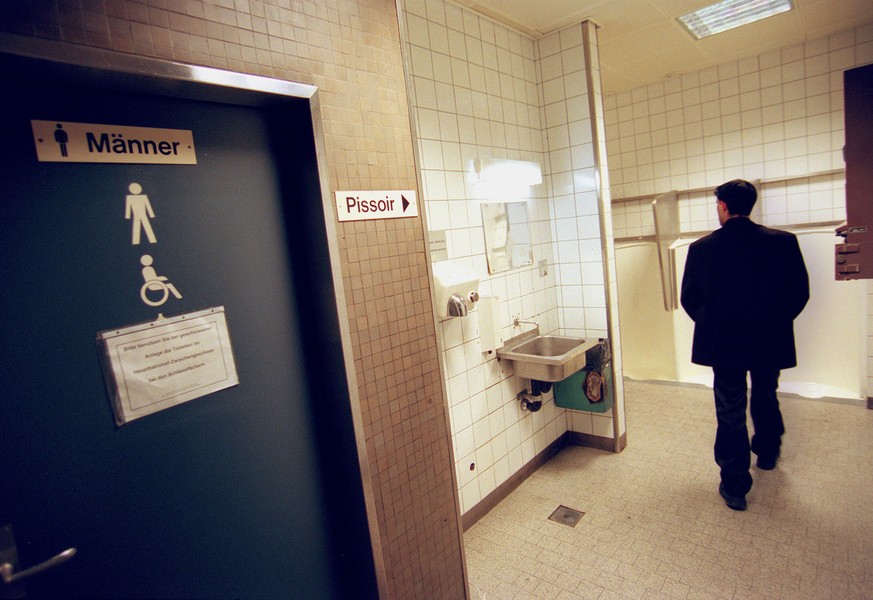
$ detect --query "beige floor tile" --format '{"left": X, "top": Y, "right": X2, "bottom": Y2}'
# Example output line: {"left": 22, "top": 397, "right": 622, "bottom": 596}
{"left": 464, "top": 380, "right": 873, "bottom": 599}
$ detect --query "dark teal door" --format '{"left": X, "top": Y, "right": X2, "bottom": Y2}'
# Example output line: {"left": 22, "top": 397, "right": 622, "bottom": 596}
{"left": 0, "top": 57, "right": 376, "bottom": 598}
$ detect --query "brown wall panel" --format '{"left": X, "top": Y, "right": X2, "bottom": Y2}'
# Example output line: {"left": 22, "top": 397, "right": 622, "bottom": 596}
{"left": 0, "top": 2, "right": 465, "bottom": 598}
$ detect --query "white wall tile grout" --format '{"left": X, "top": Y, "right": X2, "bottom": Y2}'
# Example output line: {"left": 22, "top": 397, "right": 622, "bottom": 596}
{"left": 404, "top": 2, "right": 620, "bottom": 513}
{"left": 607, "top": 24, "right": 873, "bottom": 402}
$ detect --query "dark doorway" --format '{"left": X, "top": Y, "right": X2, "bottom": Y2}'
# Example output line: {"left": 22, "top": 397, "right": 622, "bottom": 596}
{"left": 0, "top": 48, "right": 377, "bottom": 599}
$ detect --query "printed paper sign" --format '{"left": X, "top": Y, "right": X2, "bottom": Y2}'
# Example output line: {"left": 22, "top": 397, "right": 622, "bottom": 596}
{"left": 31, "top": 120, "right": 197, "bottom": 164}
{"left": 97, "top": 307, "right": 238, "bottom": 424}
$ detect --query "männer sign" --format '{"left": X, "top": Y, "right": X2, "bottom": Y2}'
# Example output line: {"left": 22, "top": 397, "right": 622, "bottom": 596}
{"left": 30, "top": 119, "right": 197, "bottom": 164}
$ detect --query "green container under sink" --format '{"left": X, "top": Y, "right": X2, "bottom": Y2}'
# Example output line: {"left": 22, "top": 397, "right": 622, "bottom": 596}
{"left": 554, "top": 363, "right": 614, "bottom": 413}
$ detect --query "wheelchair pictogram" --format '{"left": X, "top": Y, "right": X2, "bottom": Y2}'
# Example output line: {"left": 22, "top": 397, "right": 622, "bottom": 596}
{"left": 140, "top": 254, "right": 182, "bottom": 307}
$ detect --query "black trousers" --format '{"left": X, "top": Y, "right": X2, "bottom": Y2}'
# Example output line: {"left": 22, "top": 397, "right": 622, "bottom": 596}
{"left": 712, "top": 367, "right": 785, "bottom": 497}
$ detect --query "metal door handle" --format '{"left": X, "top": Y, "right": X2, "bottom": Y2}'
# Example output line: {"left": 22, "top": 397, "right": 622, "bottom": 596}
{"left": 0, "top": 547, "right": 76, "bottom": 584}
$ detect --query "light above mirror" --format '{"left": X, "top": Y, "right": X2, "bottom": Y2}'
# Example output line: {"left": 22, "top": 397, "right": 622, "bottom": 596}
{"left": 472, "top": 158, "right": 542, "bottom": 187}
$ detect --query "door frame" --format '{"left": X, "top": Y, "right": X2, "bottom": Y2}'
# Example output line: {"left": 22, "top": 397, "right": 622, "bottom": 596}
{"left": 0, "top": 32, "right": 386, "bottom": 597}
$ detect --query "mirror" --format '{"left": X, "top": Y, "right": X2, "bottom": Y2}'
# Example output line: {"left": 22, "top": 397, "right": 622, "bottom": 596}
{"left": 482, "top": 202, "right": 533, "bottom": 274}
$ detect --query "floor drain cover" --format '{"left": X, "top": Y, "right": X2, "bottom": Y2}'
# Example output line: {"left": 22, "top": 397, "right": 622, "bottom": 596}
{"left": 548, "top": 505, "right": 584, "bottom": 527}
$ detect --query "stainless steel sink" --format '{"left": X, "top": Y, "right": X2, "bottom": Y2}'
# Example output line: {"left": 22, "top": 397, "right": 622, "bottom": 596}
{"left": 496, "top": 328, "right": 597, "bottom": 382}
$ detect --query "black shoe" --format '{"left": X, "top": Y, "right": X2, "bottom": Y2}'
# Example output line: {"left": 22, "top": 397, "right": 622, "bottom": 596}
{"left": 756, "top": 454, "right": 779, "bottom": 470}
{"left": 719, "top": 483, "right": 747, "bottom": 511}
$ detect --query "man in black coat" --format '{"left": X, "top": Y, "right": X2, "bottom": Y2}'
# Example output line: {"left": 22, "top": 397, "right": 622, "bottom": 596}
{"left": 681, "top": 179, "right": 809, "bottom": 511}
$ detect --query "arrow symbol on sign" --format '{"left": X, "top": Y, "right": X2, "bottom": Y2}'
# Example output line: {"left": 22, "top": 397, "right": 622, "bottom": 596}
{"left": 402, "top": 195, "right": 410, "bottom": 212}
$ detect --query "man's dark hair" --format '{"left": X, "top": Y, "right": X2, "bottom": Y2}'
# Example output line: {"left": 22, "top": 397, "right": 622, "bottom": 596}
{"left": 715, "top": 179, "right": 757, "bottom": 216}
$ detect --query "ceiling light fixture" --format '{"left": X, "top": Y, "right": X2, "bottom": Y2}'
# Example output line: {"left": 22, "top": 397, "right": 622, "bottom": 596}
{"left": 678, "top": 0, "right": 794, "bottom": 40}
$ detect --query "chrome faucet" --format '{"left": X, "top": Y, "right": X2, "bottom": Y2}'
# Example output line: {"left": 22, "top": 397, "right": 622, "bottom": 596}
{"left": 447, "top": 293, "right": 468, "bottom": 317}
{"left": 513, "top": 315, "right": 539, "bottom": 328}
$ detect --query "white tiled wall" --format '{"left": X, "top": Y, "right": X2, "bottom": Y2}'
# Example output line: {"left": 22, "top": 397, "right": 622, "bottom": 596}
{"left": 605, "top": 23, "right": 873, "bottom": 399}
{"left": 607, "top": 24, "right": 873, "bottom": 238}
{"left": 540, "top": 22, "right": 624, "bottom": 446}
{"left": 403, "top": 0, "right": 562, "bottom": 514}
{"left": 400, "top": 0, "right": 622, "bottom": 514}
{"left": 541, "top": 26, "right": 603, "bottom": 339}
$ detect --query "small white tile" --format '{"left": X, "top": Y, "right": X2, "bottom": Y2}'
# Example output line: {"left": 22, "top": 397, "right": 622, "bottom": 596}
{"left": 423, "top": 170, "right": 447, "bottom": 200}
{"left": 538, "top": 30, "right": 561, "bottom": 58}
{"left": 477, "top": 465, "right": 497, "bottom": 497}
{"left": 540, "top": 52, "right": 563, "bottom": 81}
{"left": 549, "top": 147, "right": 572, "bottom": 173}
{"left": 571, "top": 143, "right": 595, "bottom": 170}
{"left": 451, "top": 57, "right": 470, "bottom": 88}
{"left": 542, "top": 77, "right": 564, "bottom": 105}
{"left": 448, "top": 28, "right": 466, "bottom": 59}
{"left": 431, "top": 52, "right": 453, "bottom": 84}
{"left": 462, "top": 7, "right": 480, "bottom": 37}
{"left": 449, "top": 227, "right": 472, "bottom": 256}
{"left": 459, "top": 479, "right": 480, "bottom": 513}
{"left": 467, "top": 363, "right": 487, "bottom": 396}
{"left": 416, "top": 107, "right": 441, "bottom": 139}
{"left": 481, "top": 42, "right": 498, "bottom": 71}
{"left": 438, "top": 112, "right": 460, "bottom": 142}
{"left": 450, "top": 397, "right": 472, "bottom": 430}
{"left": 472, "top": 417, "right": 492, "bottom": 448}
{"left": 830, "top": 47, "right": 856, "bottom": 72}
{"left": 591, "top": 413, "right": 613, "bottom": 438}
{"left": 454, "top": 426, "right": 475, "bottom": 460}
{"left": 569, "top": 411, "right": 593, "bottom": 434}
{"left": 426, "top": 198, "right": 451, "bottom": 230}
{"left": 421, "top": 139, "right": 444, "bottom": 170}
{"left": 806, "top": 93, "right": 830, "bottom": 116}
{"left": 413, "top": 77, "right": 438, "bottom": 111}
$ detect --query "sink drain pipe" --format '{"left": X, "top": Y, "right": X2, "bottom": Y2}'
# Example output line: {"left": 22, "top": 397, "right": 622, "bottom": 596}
{"left": 518, "top": 380, "right": 552, "bottom": 412}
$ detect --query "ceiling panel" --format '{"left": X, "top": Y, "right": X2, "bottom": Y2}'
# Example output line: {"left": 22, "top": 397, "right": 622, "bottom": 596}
{"left": 456, "top": 0, "right": 873, "bottom": 94}
{"left": 582, "top": 0, "right": 672, "bottom": 37}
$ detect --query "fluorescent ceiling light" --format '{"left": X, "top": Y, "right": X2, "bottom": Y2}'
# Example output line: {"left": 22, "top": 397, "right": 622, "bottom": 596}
{"left": 678, "top": 0, "right": 793, "bottom": 40}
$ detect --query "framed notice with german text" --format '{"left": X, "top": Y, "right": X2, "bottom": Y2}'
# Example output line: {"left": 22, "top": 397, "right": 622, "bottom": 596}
{"left": 97, "top": 307, "right": 238, "bottom": 425}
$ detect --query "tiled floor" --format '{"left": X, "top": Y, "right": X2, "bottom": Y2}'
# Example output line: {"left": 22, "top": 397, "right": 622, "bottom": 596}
{"left": 465, "top": 380, "right": 873, "bottom": 599}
